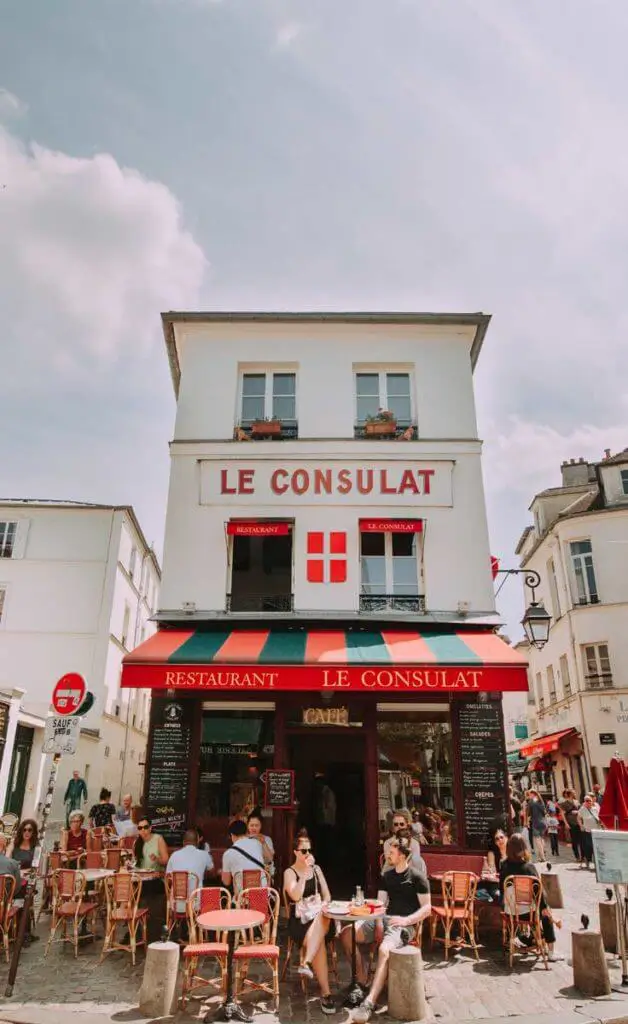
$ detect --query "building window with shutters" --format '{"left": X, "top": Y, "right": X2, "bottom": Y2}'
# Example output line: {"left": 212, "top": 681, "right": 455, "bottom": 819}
{"left": 569, "top": 540, "right": 599, "bottom": 605}
{"left": 559, "top": 655, "right": 572, "bottom": 697}
{"left": 0, "top": 587, "right": 5, "bottom": 625}
{"left": 547, "top": 664, "right": 557, "bottom": 704}
{"left": 547, "top": 558, "right": 561, "bottom": 620}
{"left": 0, "top": 523, "right": 17, "bottom": 559}
{"left": 238, "top": 370, "right": 297, "bottom": 439}
{"left": 582, "top": 643, "right": 612, "bottom": 689}
{"left": 354, "top": 370, "right": 414, "bottom": 438}
{"left": 535, "top": 672, "right": 544, "bottom": 710}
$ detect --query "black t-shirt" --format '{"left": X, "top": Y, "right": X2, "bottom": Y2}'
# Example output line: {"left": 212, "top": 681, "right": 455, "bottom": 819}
{"left": 89, "top": 802, "right": 116, "bottom": 828}
{"left": 382, "top": 866, "right": 429, "bottom": 918}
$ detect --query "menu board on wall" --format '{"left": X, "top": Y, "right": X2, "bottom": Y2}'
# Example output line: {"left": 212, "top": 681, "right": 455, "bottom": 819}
{"left": 264, "top": 769, "right": 295, "bottom": 809}
{"left": 458, "top": 700, "right": 508, "bottom": 848}
{"left": 145, "top": 698, "right": 194, "bottom": 846}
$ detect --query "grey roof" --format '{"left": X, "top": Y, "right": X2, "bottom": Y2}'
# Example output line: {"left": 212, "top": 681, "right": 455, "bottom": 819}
{"left": 599, "top": 448, "right": 628, "bottom": 466}
{"left": 161, "top": 310, "right": 492, "bottom": 397}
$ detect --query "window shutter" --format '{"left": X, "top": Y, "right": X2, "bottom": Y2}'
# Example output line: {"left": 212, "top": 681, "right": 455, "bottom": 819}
{"left": 12, "top": 520, "right": 30, "bottom": 559}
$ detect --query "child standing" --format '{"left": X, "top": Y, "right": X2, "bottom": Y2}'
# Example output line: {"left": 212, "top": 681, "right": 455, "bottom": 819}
{"left": 547, "top": 807, "right": 560, "bottom": 857}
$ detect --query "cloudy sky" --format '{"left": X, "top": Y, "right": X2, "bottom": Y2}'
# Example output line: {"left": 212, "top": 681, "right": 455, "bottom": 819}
{"left": 1, "top": 0, "right": 627, "bottom": 635}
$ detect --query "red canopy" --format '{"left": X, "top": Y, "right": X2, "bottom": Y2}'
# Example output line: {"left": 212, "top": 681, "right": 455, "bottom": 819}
{"left": 599, "top": 757, "right": 628, "bottom": 830}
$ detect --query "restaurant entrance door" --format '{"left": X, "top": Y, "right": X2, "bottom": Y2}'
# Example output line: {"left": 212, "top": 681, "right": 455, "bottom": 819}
{"left": 288, "top": 731, "right": 366, "bottom": 897}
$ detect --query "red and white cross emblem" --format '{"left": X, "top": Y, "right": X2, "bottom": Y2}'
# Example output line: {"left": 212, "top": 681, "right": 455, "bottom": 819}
{"left": 306, "top": 532, "right": 347, "bottom": 584}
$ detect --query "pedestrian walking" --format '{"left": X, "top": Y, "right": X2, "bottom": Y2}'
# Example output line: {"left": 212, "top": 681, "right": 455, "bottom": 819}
{"left": 63, "top": 770, "right": 88, "bottom": 827}
{"left": 577, "top": 794, "right": 602, "bottom": 869}
{"left": 526, "top": 790, "right": 548, "bottom": 861}
{"left": 546, "top": 806, "right": 560, "bottom": 857}
{"left": 559, "top": 789, "right": 582, "bottom": 862}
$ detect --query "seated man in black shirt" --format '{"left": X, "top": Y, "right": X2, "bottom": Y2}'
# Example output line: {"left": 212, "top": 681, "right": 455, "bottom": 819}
{"left": 352, "top": 829, "right": 431, "bottom": 1023}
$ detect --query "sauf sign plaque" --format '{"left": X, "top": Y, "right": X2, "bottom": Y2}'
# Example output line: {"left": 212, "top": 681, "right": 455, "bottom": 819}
{"left": 199, "top": 458, "right": 454, "bottom": 507}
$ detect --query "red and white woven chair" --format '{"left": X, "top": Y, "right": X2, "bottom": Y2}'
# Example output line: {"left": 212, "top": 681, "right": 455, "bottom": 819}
{"left": 165, "top": 870, "right": 199, "bottom": 941}
{"left": 501, "top": 874, "right": 549, "bottom": 970}
{"left": 45, "top": 869, "right": 98, "bottom": 959}
{"left": 180, "top": 886, "right": 231, "bottom": 1008}
{"left": 100, "top": 873, "right": 148, "bottom": 965}
{"left": 430, "top": 871, "right": 479, "bottom": 960}
{"left": 233, "top": 887, "right": 280, "bottom": 1009}
{"left": 0, "top": 874, "right": 18, "bottom": 962}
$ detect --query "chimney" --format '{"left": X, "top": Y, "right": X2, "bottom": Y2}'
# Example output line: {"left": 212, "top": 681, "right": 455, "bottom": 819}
{"left": 604, "top": 449, "right": 611, "bottom": 460}
{"left": 561, "top": 458, "right": 592, "bottom": 487}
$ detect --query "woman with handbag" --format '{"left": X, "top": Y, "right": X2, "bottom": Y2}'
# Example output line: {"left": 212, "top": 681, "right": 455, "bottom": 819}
{"left": 283, "top": 829, "right": 336, "bottom": 1015}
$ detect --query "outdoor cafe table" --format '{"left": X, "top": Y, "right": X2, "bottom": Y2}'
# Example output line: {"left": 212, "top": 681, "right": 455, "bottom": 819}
{"left": 197, "top": 907, "right": 265, "bottom": 1023}
{"left": 323, "top": 904, "right": 386, "bottom": 1008}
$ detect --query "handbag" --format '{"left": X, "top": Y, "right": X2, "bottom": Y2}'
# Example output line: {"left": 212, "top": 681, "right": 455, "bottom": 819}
{"left": 295, "top": 867, "right": 323, "bottom": 924}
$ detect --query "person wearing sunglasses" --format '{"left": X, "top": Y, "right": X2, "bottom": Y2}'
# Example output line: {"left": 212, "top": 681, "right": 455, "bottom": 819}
{"left": 8, "top": 819, "right": 39, "bottom": 872}
{"left": 284, "top": 830, "right": 336, "bottom": 1015}
{"left": 134, "top": 818, "right": 169, "bottom": 871}
{"left": 382, "top": 810, "right": 425, "bottom": 875}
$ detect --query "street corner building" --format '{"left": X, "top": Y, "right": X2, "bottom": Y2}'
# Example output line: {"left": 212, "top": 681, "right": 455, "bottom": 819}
{"left": 120, "top": 311, "right": 528, "bottom": 892}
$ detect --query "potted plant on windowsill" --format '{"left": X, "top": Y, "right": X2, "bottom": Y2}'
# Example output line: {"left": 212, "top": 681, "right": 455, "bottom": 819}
{"left": 251, "top": 417, "right": 282, "bottom": 438}
{"left": 364, "top": 409, "right": 397, "bottom": 436}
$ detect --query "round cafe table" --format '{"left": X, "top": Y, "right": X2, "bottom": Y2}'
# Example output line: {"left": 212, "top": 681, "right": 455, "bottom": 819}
{"left": 81, "top": 868, "right": 116, "bottom": 883}
{"left": 324, "top": 904, "right": 386, "bottom": 1007}
{"left": 197, "top": 908, "right": 265, "bottom": 1023}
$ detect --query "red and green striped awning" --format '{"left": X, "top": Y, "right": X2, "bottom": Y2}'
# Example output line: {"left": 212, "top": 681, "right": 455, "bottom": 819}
{"left": 121, "top": 628, "right": 527, "bottom": 694}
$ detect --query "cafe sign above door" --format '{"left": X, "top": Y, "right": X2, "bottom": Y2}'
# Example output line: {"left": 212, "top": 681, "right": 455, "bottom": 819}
{"left": 200, "top": 458, "right": 454, "bottom": 507}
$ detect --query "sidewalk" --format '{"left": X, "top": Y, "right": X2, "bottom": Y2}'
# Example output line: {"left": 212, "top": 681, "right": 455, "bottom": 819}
{"left": 0, "top": 851, "right": 626, "bottom": 1024}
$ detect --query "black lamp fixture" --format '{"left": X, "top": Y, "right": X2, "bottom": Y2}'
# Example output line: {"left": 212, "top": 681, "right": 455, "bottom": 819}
{"left": 495, "top": 569, "right": 551, "bottom": 651}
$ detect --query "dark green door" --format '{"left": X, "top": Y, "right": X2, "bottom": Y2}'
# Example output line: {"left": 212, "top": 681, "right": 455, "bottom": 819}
{"left": 4, "top": 726, "right": 34, "bottom": 816}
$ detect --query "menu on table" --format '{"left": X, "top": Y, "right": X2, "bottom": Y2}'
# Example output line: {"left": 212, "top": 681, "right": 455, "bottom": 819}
{"left": 457, "top": 701, "right": 508, "bottom": 848}
{"left": 145, "top": 698, "right": 194, "bottom": 846}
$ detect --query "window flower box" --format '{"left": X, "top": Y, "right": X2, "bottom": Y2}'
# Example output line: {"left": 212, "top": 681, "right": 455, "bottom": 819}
{"left": 364, "top": 410, "right": 397, "bottom": 436}
{"left": 251, "top": 419, "right": 282, "bottom": 437}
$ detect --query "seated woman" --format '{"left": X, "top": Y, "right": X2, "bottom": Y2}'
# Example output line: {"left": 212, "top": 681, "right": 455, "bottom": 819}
{"left": 61, "top": 811, "right": 89, "bottom": 862}
{"left": 499, "top": 833, "right": 563, "bottom": 962}
{"left": 283, "top": 830, "right": 336, "bottom": 1016}
{"left": 134, "top": 816, "right": 169, "bottom": 871}
{"left": 247, "top": 808, "right": 274, "bottom": 878}
{"left": 9, "top": 819, "right": 39, "bottom": 876}
{"left": 477, "top": 825, "right": 508, "bottom": 901}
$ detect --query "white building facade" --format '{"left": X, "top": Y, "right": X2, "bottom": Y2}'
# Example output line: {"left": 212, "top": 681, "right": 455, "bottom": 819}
{"left": 0, "top": 502, "right": 160, "bottom": 822}
{"left": 121, "top": 312, "right": 528, "bottom": 890}
{"left": 515, "top": 452, "right": 628, "bottom": 798}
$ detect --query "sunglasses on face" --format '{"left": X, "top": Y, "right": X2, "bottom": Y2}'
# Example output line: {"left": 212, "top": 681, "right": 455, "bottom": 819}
{"left": 23, "top": 827, "right": 33, "bottom": 833}
{"left": 393, "top": 822, "right": 406, "bottom": 828}
{"left": 138, "top": 825, "right": 151, "bottom": 831}
{"left": 299, "top": 847, "right": 312, "bottom": 854}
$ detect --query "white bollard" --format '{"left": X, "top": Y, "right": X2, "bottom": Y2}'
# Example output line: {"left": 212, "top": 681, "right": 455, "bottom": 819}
{"left": 387, "top": 945, "right": 427, "bottom": 1021}
{"left": 138, "top": 940, "right": 180, "bottom": 1017}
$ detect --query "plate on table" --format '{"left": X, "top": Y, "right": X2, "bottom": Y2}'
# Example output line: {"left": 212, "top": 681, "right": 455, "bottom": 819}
{"left": 326, "top": 900, "right": 351, "bottom": 915}
{"left": 365, "top": 899, "right": 384, "bottom": 909}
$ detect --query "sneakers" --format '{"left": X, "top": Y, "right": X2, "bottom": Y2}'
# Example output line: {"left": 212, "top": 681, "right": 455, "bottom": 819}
{"left": 547, "top": 952, "right": 565, "bottom": 962}
{"left": 297, "top": 961, "right": 314, "bottom": 980}
{"left": 320, "top": 995, "right": 337, "bottom": 1015}
{"left": 353, "top": 999, "right": 375, "bottom": 1023}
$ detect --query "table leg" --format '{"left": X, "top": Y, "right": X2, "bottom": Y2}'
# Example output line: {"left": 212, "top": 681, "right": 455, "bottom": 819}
{"left": 344, "top": 923, "right": 364, "bottom": 1008}
{"left": 208, "top": 931, "right": 253, "bottom": 1024}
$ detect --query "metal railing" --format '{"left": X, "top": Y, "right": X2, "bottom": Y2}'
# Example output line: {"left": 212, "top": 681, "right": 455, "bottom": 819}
{"left": 226, "top": 593, "right": 294, "bottom": 612}
{"left": 359, "top": 594, "right": 426, "bottom": 613}
{"left": 353, "top": 421, "right": 414, "bottom": 440}
{"left": 237, "top": 422, "right": 299, "bottom": 440}
{"left": 583, "top": 673, "right": 614, "bottom": 690}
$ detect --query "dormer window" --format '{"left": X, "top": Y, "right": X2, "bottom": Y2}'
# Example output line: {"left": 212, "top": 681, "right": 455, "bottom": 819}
{"left": 621, "top": 468, "right": 628, "bottom": 496}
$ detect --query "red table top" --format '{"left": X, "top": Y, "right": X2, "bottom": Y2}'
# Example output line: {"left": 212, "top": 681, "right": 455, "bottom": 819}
{"left": 198, "top": 909, "right": 265, "bottom": 932}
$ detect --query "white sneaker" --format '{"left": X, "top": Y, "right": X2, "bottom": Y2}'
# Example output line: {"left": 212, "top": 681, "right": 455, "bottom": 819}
{"left": 547, "top": 952, "right": 565, "bottom": 962}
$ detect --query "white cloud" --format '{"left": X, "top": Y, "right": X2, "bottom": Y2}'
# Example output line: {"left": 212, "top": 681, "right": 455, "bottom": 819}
{"left": 0, "top": 129, "right": 207, "bottom": 389}
{"left": 0, "top": 88, "right": 27, "bottom": 119}
{"left": 275, "top": 22, "right": 304, "bottom": 49}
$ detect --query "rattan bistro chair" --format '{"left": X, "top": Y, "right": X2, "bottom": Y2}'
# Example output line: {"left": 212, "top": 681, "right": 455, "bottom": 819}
{"left": 180, "top": 887, "right": 231, "bottom": 1008}
{"left": 100, "top": 873, "right": 148, "bottom": 965}
{"left": 430, "top": 871, "right": 479, "bottom": 960}
{"left": 233, "top": 887, "right": 281, "bottom": 1009}
{"left": 45, "top": 869, "right": 98, "bottom": 959}
{"left": 165, "top": 870, "right": 199, "bottom": 941}
{"left": 501, "top": 874, "right": 549, "bottom": 970}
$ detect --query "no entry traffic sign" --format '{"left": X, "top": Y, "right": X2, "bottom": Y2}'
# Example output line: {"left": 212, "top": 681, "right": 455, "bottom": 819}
{"left": 52, "top": 673, "right": 86, "bottom": 716}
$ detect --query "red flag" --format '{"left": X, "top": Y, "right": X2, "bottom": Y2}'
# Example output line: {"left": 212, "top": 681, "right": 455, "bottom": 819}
{"left": 599, "top": 757, "right": 628, "bottom": 830}
{"left": 491, "top": 555, "right": 500, "bottom": 581}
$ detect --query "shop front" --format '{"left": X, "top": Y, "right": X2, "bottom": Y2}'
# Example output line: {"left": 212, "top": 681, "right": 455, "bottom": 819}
{"left": 122, "top": 624, "right": 527, "bottom": 893}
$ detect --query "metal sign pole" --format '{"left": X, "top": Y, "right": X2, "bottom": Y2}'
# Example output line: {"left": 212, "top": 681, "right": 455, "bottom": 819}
{"left": 5, "top": 753, "right": 61, "bottom": 997}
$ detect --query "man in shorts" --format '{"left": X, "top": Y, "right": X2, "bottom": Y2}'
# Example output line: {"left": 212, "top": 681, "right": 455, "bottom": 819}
{"left": 350, "top": 829, "right": 431, "bottom": 1023}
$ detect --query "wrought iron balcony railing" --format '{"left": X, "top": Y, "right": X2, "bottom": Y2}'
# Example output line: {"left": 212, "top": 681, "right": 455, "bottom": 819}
{"left": 583, "top": 673, "right": 613, "bottom": 690}
{"left": 353, "top": 421, "right": 414, "bottom": 440}
{"left": 226, "top": 593, "right": 294, "bottom": 612}
{"left": 359, "top": 594, "right": 426, "bottom": 613}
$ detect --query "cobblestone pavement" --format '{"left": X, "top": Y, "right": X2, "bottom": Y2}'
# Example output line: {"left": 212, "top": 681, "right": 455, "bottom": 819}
{"left": 0, "top": 846, "right": 627, "bottom": 1024}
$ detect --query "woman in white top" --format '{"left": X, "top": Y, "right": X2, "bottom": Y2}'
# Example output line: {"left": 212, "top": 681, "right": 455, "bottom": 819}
{"left": 577, "top": 794, "right": 602, "bottom": 869}
{"left": 247, "top": 809, "right": 275, "bottom": 878}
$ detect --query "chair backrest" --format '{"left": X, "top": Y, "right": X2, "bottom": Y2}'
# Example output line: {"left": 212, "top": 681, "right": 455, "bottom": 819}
{"left": 241, "top": 869, "right": 262, "bottom": 890}
{"left": 237, "top": 887, "right": 280, "bottom": 944}
{"left": 503, "top": 874, "right": 542, "bottom": 919}
{"left": 104, "top": 848, "right": 122, "bottom": 871}
{"left": 442, "top": 871, "right": 477, "bottom": 910}
{"left": 186, "top": 885, "right": 232, "bottom": 943}
{"left": 48, "top": 851, "right": 64, "bottom": 873}
{"left": 0, "top": 874, "right": 17, "bottom": 925}
{"left": 54, "top": 869, "right": 86, "bottom": 904}
{"left": 120, "top": 835, "right": 137, "bottom": 852}
{"left": 79, "top": 851, "right": 104, "bottom": 870}
{"left": 1, "top": 814, "right": 19, "bottom": 838}
{"left": 104, "top": 872, "right": 141, "bottom": 916}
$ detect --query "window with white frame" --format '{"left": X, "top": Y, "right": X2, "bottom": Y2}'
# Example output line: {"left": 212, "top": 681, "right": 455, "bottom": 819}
{"left": 360, "top": 532, "right": 422, "bottom": 597}
{"left": 354, "top": 372, "right": 412, "bottom": 425}
{"left": 129, "top": 547, "right": 137, "bottom": 578}
{"left": 547, "top": 664, "right": 557, "bottom": 703}
{"left": 547, "top": 558, "right": 561, "bottom": 620}
{"left": 582, "top": 643, "right": 612, "bottom": 688}
{"left": 240, "top": 371, "right": 296, "bottom": 425}
{"left": 0, "top": 523, "right": 17, "bottom": 559}
{"left": 569, "top": 539, "right": 599, "bottom": 605}
{"left": 535, "top": 672, "right": 544, "bottom": 710}
{"left": 121, "top": 604, "right": 131, "bottom": 648}
{"left": 559, "top": 654, "right": 572, "bottom": 697}
{"left": 0, "top": 587, "right": 5, "bottom": 624}
{"left": 621, "top": 468, "right": 628, "bottom": 495}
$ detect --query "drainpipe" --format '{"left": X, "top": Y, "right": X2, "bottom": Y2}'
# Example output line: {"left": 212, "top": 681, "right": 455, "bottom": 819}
{"left": 118, "top": 548, "right": 150, "bottom": 804}
{"left": 556, "top": 541, "right": 593, "bottom": 792}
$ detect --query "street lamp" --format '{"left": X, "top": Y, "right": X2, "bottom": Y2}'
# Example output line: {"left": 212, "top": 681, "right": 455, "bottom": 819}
{"left": 495, "top": 568, "right": 551, "bottom": 651}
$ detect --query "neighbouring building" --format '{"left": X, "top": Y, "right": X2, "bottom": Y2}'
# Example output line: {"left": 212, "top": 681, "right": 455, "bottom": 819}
{"left": 0, "top": 501, "right": 160, "bottom": 822}
{"left": 121, "top": 311, "right": 528, "bottom": 893}
{"left": 514, "top": 451, "right": 628, "bottom": 798}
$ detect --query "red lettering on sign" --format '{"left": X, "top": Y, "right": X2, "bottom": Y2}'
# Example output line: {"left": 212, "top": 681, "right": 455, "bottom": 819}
{"left": 239, "top": 470, "right": 255, "bottom": 494}
{"left": 399, "top": 469, "right": 419, "bottom": 494}
{"left": 337, "top": 469, "right": 352, "bottom": 494}
{"left": 380, "top": 470, "right": 396, "bottom": 494}
{"left": 270, "top": 469, "right": 289, "bottom": 494}
{"left": 220, "top": 469, "right": 237, "bottom": 494}
{"left": 418, "top": 469, "right": 434, "bottom": 494}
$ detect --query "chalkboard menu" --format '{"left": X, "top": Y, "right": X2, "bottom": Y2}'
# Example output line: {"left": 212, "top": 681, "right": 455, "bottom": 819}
{"left": 457, "top": 700, "right": 508, "bottom": 848}
{"left": 145, "top": 698, "right": 194, "bottom": 846}
{"left": 264, "top": 769, "right": 295, "bottom": 809}
{"left": 0, "top": 702, "right": 8, "bottom": 772}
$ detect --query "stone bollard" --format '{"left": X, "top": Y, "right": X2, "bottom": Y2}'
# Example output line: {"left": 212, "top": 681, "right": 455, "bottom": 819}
{"left": 599, "top": 901, "right": 619, "bottom": 954}
{"left": 540, "top": 871, "right": 564, "bottom": 910}
{"left": 387, "top": 945, "right": 427, "bottom": 1021}
{"left": 138, "top": 940, "right": 180, "bottom": 1017}
{"left": 571, "top": 931, "right": 611, "bottom": 997}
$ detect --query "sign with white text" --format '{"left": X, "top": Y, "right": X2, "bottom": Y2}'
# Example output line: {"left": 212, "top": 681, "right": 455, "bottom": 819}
{"left": 43, "top": 716, "right": 80, "bottom": 754}
{"left": 592, "top": 830, "right": 628, "bottom": 884}
{"left": 200, "top": 459, "right": 453, "bottom": 507}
